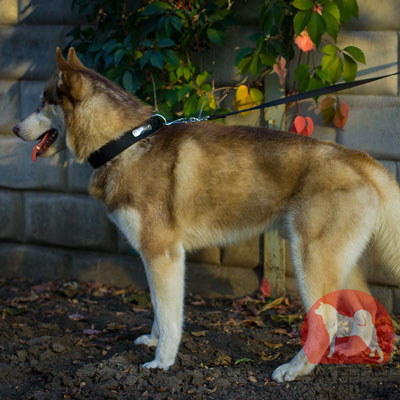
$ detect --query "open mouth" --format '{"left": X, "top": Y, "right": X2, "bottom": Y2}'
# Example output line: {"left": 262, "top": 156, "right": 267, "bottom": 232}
{"left": 31, "top": 129, "right": 58, "bottom": 161}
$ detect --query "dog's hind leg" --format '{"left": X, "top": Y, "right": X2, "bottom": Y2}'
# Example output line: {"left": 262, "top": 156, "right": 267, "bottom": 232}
{"left": 272, "top": 186, "right": 378, "bottom": 382}
{"left": 138, "top": 242, "right": 185, "bottom": 370}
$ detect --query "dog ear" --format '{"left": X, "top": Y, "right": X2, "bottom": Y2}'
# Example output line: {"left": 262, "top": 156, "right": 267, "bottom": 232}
{"left": 67, "top": 47, "right": 86, "bottom": 70}
{"left": 56, "top": 47, "right": 84, "bottom": 101}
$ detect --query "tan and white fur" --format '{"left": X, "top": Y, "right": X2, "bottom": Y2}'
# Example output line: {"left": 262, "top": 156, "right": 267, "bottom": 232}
{"left": 13, "top": 48, "right": 400, "bottom": 381}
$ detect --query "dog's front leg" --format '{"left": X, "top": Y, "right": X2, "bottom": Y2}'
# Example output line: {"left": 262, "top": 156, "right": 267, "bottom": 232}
{"left": 138, "top": 243, "right": 185, "bottom": 370}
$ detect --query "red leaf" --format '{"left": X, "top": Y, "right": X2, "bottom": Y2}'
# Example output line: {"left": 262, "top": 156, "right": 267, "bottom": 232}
{"left": 259, "top": 277, "right": 271, "bottom": 297}
{"left": 333, "top": 100, "right": 350, "bottom": 128}
{"left": 290, "top": 115, "right": 314, "bottom": 136}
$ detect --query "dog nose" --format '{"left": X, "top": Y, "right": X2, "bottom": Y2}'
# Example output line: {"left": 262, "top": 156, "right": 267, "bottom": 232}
{"left": 12, "top": 125, "right": 20, "bottom": 136}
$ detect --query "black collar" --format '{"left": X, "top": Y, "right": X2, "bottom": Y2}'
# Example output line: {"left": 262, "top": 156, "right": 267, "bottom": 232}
{"left": 87, "top": 116, "right": 164, "bottom": 169}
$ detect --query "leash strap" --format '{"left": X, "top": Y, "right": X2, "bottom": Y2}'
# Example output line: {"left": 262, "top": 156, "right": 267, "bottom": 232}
{"left": 88, "top": 116, "right": 163, "bottom": 169}
{"left": 206, "top": 71, "right": 400, "bottom": 120}
{"left": 88, "top": 70, "right": 400, "bottom": 169}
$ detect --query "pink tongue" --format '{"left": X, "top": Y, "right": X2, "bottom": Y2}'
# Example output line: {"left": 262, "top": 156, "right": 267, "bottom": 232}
{"left": 31, "top": 132, "right": 51, "bottom": 162}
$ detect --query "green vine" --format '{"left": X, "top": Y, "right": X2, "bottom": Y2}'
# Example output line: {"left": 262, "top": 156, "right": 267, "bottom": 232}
{"left": 68, "top": 0, "right": 364, "bottom": 129}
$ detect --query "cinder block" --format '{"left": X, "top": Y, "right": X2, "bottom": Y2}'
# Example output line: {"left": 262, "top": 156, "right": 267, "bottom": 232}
{"left": 0, "top": 25, "right": 66, "bottom": 80}
{"left": 335, "top": 31, "right": 398, "bottom": 96}
{"left": 66, "top": 153, "right": 92, "bottom": 193}
{"left": 346, "top": 0, "right": 400, "bottom": 31}
{"left": 0, "top": 190, "right": 23, "bottom": 241}
{"left": 19, "top": 0, "right": 86, "bottom": 25}
{"left": 186, "top": 262, "right": 261, "bottom": 297}
{"left": 0, "top": 80, "right": 19, "bottom": 134}
{"left": 0, "top": 137, "right": 67, "bottom": 190}
{"left": 0, "top": 0, "right": 18, "bottom": 24}
{"left": 394, "top": 288, "right": 400, "bottom": 314}
{"left": 70, "top": 251, "right": 147, "bottom": 289}
{"left": 186, "top": 247, "right": 221, "bottom": 265}
{"left": 378, "top": 160, "right": 397, "bottom": 179}
{"left": 336, "top": 95, "right": 400, "bottom": 160}
{"left": 19, "top": 80, "right": 46, "bottom": 119}
{"left": 197, "top": 25, "right": 260, "bottom": 86}
{"left": 222, "top": 236, "right": 260, "bottom": 268}
{"left": 0, "top": 243, "right": 69, "bottom": 281}
{"left": 232, "top": 0, "right": 258, "bottom": 25}
{"left": 370, "top": 284, "right": 393, "bottom": 314}
{"left": 24, "top": 192, "right": 117, "bottom": 251}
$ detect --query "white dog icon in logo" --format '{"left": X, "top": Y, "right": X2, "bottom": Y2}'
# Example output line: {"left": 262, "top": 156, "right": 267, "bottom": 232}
{"left": 314, "top": 302, "right": 384, "bottom": 362}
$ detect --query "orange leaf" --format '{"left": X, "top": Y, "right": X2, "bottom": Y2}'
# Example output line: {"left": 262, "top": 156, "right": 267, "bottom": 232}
{"left": 321, "top": 96, "right": 336, "bottom": 125}
{"left": 333, "top": 100, "right": 350, "bottom": 129}
{"left": 295, "top": 30, "right": 315, "bottom": 52}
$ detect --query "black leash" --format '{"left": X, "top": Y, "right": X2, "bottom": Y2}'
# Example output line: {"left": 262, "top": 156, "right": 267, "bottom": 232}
{"left": 88, "top": 70, "right": 400, "bottom": 169}
{"left": 206, "top": 71, "right": 400, "bottom": 121}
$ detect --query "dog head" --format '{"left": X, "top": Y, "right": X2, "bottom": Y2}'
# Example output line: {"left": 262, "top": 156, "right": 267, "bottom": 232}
{"left": 13, "top": 47, "right": 151, "bottom": 163}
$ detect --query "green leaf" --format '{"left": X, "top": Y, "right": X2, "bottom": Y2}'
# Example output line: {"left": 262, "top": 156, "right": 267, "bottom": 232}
{"left": 322, "top": 44, "right": 338, "bottom": 56}
{"left": 324, "top": 2, "right": 340, "bottom": 22}
{"left": 163, "top": 50, "right": 179, "bottom": 67}
{"left": 207, "top": 27, "right": 224, "bottom": 45}
{"left": 321, "top": 54, "right": 337, "bottom": 70}
{"left": 114, "top": 49, "right": 124, "bottom": 66}
{"left": 307, "top": 11, "right": 326, "bottom": 46}
{"left": 237, "top": 55, "right": 252, "bottom": 75}
{"left": 322, "top": 11, "right": 339, "bottom": 41}
{"left": 158, "top": 38, "right": 175, "bottom": 48}
{"left": 183, "top": 94, "right": 199, "bottom": 116}
{"left": 183, "top": 67, "right": 191, "bottom": 81}
{"left": 142, "top": 1, "right": 172, "bottom": 16}
{"left": 343, "top": 46, "right": 366, "bottom": 64}
{"left": 259, "top": 51, "right": 276, "bottom": 67}
{"left": 177, "top": 84, "right": 193, "bottom": 101}
{"left": 139, "top": 51, "right": 152, "bottom": 68}
{"left": 150, "top": 52, "right": 164, "bottom": 69}
{"left": 336, "top": 0, "right": 359, "bottom": 23}
{"left": 170, "top": 15, "right": 183, "bottom": 32}
{"left": 262, "top": 9, "right": 273, "bottom": 33}
{"left": 166, "top": 90, "right": 178, "bottom": 107}
{"left": 326, "top": 56, "right": 343, "bottom": 83}
{"left": 291, "top": 0, "right": 314, "bottom": 10}
{"left": 307, "top": 75, "right": 324, "bottom": 92}
{"left": 122, "top": 71, "right": 140, "bottom": 93}
{"left": 293, "top": 10, "right": 312, "bottom": 36}
{"left": 196, "top": 72, "right": 209, "bottom": 87}
{"left": 249, "top": 54, "right": 261, "bottom": 77}
{"left": 294, "top": 64, "right": 310, "bottom": 81}
{"left": 235, "top": 48, "right": 253, "bottom": 65}
{"left": 234, "top": 358, "right": 254, "bottom": 365}
{"left": 343, "top": 53, "right": 357, "bottom": 81}
{"left": 141, "top": 39, "right": 153, "bottom": 48}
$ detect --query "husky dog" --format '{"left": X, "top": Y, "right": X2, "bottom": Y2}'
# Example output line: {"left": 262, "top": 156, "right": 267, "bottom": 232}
{"left": 13, "top": 48, "right": 400, "bottom": 382}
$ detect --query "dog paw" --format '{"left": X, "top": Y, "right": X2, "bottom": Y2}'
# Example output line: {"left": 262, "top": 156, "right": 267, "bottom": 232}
{"left": 142, "top": 359, "right": 172, "bottom": 370}
{"left": 272, "top": 351, "right": 315, "bottom": 382}
{"left": 272, "top": 362, "right": 299, "bottom": 382}
{"left": 134, "top": 334, "right": 158, "bottom": 347}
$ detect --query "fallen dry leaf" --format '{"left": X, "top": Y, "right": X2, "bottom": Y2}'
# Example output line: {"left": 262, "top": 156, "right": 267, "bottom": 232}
{"left": 191, "top": 330, "right": 206, "bottom": 337}
{"left": 258, "top": 297, "right": 285, "bottom": 314}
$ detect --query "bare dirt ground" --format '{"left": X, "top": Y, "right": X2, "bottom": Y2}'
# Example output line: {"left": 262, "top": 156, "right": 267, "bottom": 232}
{"left": 1, "top": 278, "right": 400, "bottom": 400}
